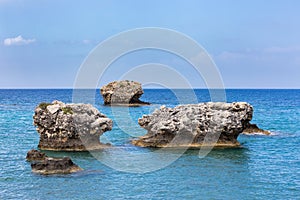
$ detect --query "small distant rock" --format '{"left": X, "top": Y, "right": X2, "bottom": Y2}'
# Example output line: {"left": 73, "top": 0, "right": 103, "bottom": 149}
{"left": 31, "top": 157, "right": 82, "bottom": 175}
{"left": 100, "top": 80, "right": 150, "bottom": 106}
{"left": 243, "top": 123, "right": 270, "bottom": 135}
{"left": 33, "top": 100, "right": 113, "bottom": 151}
{"left": 132, "top": 102, "right": 255, "bottom": 148}
{"left": 26, "top": 149, "right": 47, "bottom": 161}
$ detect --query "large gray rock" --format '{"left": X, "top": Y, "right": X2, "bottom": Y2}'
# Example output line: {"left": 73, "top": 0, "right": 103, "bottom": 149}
{"left": 100, "top": 80, "right": 149, "bottom": 106}
{"left": 33, "top": 100, "right": 113, "bottom": 151}
{"left": 132, "top": 102, "right": 254, "bottom": 147}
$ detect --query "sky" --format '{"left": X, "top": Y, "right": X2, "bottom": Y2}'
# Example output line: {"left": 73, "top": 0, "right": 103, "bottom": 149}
{"left": 0, "top": 0, "right": 300, "bottom": 89}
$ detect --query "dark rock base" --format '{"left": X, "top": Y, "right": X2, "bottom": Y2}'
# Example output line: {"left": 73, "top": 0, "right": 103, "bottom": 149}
{"left": 104, "top": 101, "right": 150, "bottom": 107}
{"left": 132, "top": 134, "right": 241, "bottom": 148}
{"left": 38, "top": 137, "right": 111, "bottom": 151}
{"left": 31, "top": 157, "right": 82, "bottom": 175}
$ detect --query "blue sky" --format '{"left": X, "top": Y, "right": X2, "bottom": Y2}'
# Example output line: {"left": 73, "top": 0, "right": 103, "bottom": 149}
{"left": 0, "top": 0, "right": 299, "bottom": 88}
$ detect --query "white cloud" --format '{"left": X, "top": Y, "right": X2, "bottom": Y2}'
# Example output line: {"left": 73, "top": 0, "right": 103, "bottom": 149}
{"left": 82, "top": 39, "right": 99, "bottom": 45}
{"left": 215, "top": 51, "right": 247, "bottom": 61}
{"left": 215, "top": 46, "right": 300, "bottom": 62}
{"left": 263, "top": 46, "right": 300, "bottom": 53}
{"left": 82, "top": 39, "right": 91, "bottom": 44}
{"left": 3, "top": 35, "right": 36, "bottom": 46}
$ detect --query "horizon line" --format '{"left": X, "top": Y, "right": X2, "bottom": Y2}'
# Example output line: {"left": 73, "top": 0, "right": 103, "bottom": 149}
{"left": 0, "top": 87, "right": 299, "bottom": 90}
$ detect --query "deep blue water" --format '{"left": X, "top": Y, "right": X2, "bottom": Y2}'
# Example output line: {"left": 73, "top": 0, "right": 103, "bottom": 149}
{"left": 0, "top": 89, "right": 299, "bottom": 199}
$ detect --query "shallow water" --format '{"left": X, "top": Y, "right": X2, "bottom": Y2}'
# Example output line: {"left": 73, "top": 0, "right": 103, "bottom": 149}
{"left": 0, "top": 89, "right": 299, "bottom": 199}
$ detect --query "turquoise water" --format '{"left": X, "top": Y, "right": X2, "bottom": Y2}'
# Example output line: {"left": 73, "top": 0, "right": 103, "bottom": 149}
{"left": 0, "top": 89, "right": 299, "bottom": 199}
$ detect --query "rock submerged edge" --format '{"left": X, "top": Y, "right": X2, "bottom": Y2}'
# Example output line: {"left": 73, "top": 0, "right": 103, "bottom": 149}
{"left": 243, "top": 123, "right": 271, "bottom": 135}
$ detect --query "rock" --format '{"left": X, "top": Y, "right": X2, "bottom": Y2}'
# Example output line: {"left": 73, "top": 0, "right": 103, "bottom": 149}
{"left": 26, "top": 150, "right": 82, "bottom": 175}
{"left": 33, "top": 100, "right": 113, "bottom": 151}
{"left": 100, "top": 80, "right": 150, "bottom": 106}
{"left": 31, "top": 157, "right": 82, "bottom": 175}
{"left": 26, "top": 149, "right": 47, "bottom": 161}
{"left": 132, "top": 102, "right": 254, "bottom": 148}
{"left": 243, "top": 123, "right": 270, "bottom": 135}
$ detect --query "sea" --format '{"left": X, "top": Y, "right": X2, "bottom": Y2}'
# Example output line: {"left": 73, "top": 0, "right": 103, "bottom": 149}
{"left": 0, "top": 89, "right": 299, "bottom": 199}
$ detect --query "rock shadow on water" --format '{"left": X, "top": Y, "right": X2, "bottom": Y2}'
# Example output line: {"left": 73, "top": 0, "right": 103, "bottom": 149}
{"left": 31, "top": 169, "right": 104, "bottom": 178}
{"left": 184, "top": 146, "right": 250, "bottom": 161}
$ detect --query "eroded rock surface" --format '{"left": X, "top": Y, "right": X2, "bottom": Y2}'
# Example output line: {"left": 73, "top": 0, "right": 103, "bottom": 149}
{"left": 26, "top": 149, "right": 47, "bottom": 161}
{"left": 133, "top": 102, "right": 254, "bottom": 147}
{"left": 100, "top": 80, "right": 149, "bottom": 106}
{"left": 33, "top": 100, "right": 113, "bottom": 151}
{"left": 31, "top": 157, "right": 82, "bottom": 175}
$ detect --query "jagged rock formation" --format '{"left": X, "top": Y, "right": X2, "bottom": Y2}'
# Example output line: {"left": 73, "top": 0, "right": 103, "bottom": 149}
{"left": 31, "top": 157, "right": 82, "bottom": 175}
{"left": 243, "top": 123, "right": 270, "bottom": 135}
{"left": 132, "top": 102, "right": 255, "bottom": 148}
{"left": 33, "top": 100, "right": 113, "bottom": 151}
{"left": 100, "top": 80, "right": 149, "bottom": 106}
{"left": 26, "top": 149, "right": 47, "bottom": 161}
